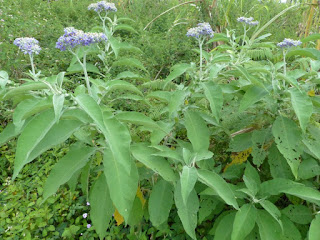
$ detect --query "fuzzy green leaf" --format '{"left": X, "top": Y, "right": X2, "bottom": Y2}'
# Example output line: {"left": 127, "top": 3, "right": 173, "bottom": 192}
{"left": 90, "top": 174, "right": 114, "bottom": 240}
{"left": 184, "top": 110, "right": 210, "bottom": 153}
{"left": 198, "top": 169, "right": 239, "bottom": 209}
{"left": 181, "top": 166, "right": 198, "bottom": 205}
{"left": 149, "top": 179, "right": 173, "bottom": 227}
{"left": 309, "top": 214, "right": 320, "bottom": 240}
{"left": 43, "top": 144, "right": 95, "bottom": 202}
{"left": 289, "top": 88, "right": 313, "bottom": 133}
{"left": 272, "top": 116, "right": 302, "bottom": 179}
{"left": 103, "top": 149, "right": 138, "bottom": 222}
{"left": 202, "top": 82, "right": 223, "bottom": 122}
{"left": 231, "top": 204, "right": 257, "bottom": 240}
{"left": 13, "top": 109, "right": 57, "bottom": 180}
{"left": 174, "top": 180, "right": 199, "bottom": 240}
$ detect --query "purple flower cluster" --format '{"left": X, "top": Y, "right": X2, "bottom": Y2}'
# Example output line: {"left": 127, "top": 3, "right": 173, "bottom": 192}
{"left": 13, "top": 37, "right": 41, "bottom": 55}
{"left": 88, "top": 1, "right": 117, "bottom": 13}
{"left": 186, "top": 22, "right": 214, "bottom": 39}
{"left": 56, "top": 27, "right": 107, "bottom": 51}
{"left": 277, "top": 38, "right": 302, "bottom": 48}
{"left": 237, "top": 17, "right": 259, "bottom": 26}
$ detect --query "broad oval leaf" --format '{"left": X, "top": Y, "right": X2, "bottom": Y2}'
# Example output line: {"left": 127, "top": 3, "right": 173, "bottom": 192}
{"left": 27, "top": 119, "right": 83, "bottom": 162}
{"left": 282, "top": 205, "right": 313, "bottom": 225}
{"left": 272, "top": 116, "right": 302, "bottom": 179}
{"left": 289, "top": 88, "right": 313, "bottom": 133}
{"left": 184, "top": 110, "right": 210, "bottom": 153}
{"left": 116, "top": 111, "right": 160, "bottom": 130}
{"left": 239, "top": 86, "right": 268, "bottom": 112}
{"left": 76, "top": 94, "right": 132, "bottom": 173}
{"left": 257, "top": 210, "right": 282, "bottom": 240}
{"left": 105, "top": 79, "right": 143, "bottom": 96}
{"left": 174, "top": 180, "right": 199, "bottom": 240}
{"left": 131, "top": 143, "right": 177, "bottom": 182}
{"left": 149, "top": 179, "right": 173, "bottom": 227}
{"left": 180, "top": 166, "right": 198, "bottom": 205}
{"left": 163, "top": 63, "right": 191, "bottom": 87}
{"left": 104, "top": 149, "right": 138, "bottom": 222}
{"left": 309, "top": 214, "right": 320, "bottom": 240}
{"left": 90, "top": 174, "right": 114, "bottom": 240}
{"left": 202, "top": 82, "right": 223, "bottom": 122}
{"left": 3, "top": 82, "right": 49, "bottom": 100}
{"left": 198, "top": 169, "right": 239, "bottom": 209}
{"left": 13, "top": 109, "right": 57, "bottom": 180}
{"left": 112, "top": 58, "right": 147, "bottom": 72}
{"left": 43, "top": 143, "right": 95, "bottom": 202}
{"left": 231, "top": 204, "right": 257, "bottom": 240}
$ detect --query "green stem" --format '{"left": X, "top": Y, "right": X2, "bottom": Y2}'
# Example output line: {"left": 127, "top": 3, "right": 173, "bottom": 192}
{"left": 82, "top": 53, "right": 92, "bottom": 96}
{"left": 70, "top": 50, "right": 92, "bottom": 96}
{"left": 283, "top": 49, "right": 287, "bottom": 77}
{"left": 198, "top": 38, "right": 203, "bottom": 80}
{"left": 29, "top": 54, "right": 36, "bottom": 77}
{"left": 242, "top": 25, "right": 247, "bottom": 47}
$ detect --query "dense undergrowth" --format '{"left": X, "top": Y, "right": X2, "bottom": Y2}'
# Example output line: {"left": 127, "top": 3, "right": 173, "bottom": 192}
{"left": 1, "top": 0, "right": 320, "bottom": 239}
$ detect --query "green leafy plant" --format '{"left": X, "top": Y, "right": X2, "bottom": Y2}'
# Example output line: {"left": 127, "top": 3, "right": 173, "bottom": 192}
{"left": 1, "top": 1, "right": 320, "bottom": 239}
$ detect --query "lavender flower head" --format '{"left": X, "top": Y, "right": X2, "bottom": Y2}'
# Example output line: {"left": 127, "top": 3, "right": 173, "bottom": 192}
{"left": 13, "top": 37, "right": 41, "bottom": 55}
{"left": 88, "top": 1, "right": 117, "bottom": 13}
{"left": 277, "top": 38, "right": 302, "bottom": 48}
{"left": 56, "top": 27, "right": 107, "bottom": 51}
{"left": 87, "top": 224, "right": 91, "bottom": 229}
{"left": 186, "top": 22, "right": 214, "bottom": 39}
{"left": 237, "top": 17, "right": 259, "bottom": 26}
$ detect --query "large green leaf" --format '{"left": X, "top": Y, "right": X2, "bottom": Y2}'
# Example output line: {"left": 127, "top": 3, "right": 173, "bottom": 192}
{"left": 43, "top": 143, "right": 95, "bottom": 202}
{"left": 259, "top": 199, "right": 283, "bottom": 231}
{"left": 13, "top": 110, "right": 57, "bottom": 180}
{"left": 27, "top": 119, "right": 83, "bottom": 162}
{"left": 281, "top": 216, "right": 301, "bottom": 240}
{"left": 76, "top": 94, "right": 132, "bottom": 173}
{"left": 202, "top": 82, "right": 223, "bottom": 122}
{"left": 282, "top": 205, "right": 313, "bottom": 225}
{"left": 131, "top": 143, "right": 177, "bottom": 182}
{"left": 180, "top": 166, "right": 198, "bottom": 205}
{"left": 3, "top": 82, "right": 48, "bottom": 100}
{"left": 13, "top": 97, "right": 52, "bottom": 130}
{"left": 231, "top": 204, "right": 257, "bottom": 240}
{"left": 0, "top": 70, "right": 9, "bottom": 89}
{"left": 243, "top": 162, "right": 261, "bottom": 196}
{"left": 103, "top": 149, "right": 138, "bottom": 222}
{"left": 112, "top": 58, "right": 147, "bottom": 72}
{"left": 251, "top": 128, "right": 272, "bottom": 166}
{"left": 213, "top": 212, "right": 236, "bottom": 240}
{"left": 90, "top": 174, "right": 114, "bottom": 240}
{"left": 53, "top": 94, "right": 65, "bottom": 122}
{"left": 268, "top": 143, "right": 294, "bottom": 180}
{"left": 0, "top": 123, "right": 23, "bottom": 147}
{"left": 184, "top": 110, "right": 210, "bottom": 153}
{"left": 239, "top": 86, "right": 268, "bottom": 112}
{"left": 116, "top": 111, "right": 160, "bottom": 130}
{"left": 198, "top": 169, "right": 239, "bottom": 209}
{"left": 105, "top": 79, "right": 143, "bottom": 96}
{"left": 148, "top": 179, "right": 173, "bottom": 227}
{"left": 168, "top": 90, "right": 187, "bottom": 118}
{"left": 259, "top": 178, "right": 320, "bottom": 206}
{"left": 272, "top": 116, "right": 302, "bottom": 179}
{"left": 298, "top": 158, "right": 320, "bottom": 180}
{"left": 163, "top": 63, "right": 190, "bottom": 87}
{"left": 287, "top": 48, "right": 320, "bottom": 60}
{"left": 114, "top": 24, "right": 138, "bottom": 34}
{"left": 309, "top": 214, "right": 320, "bottom": 240}
{"left": 174, "top": 180, "right": 199, "bottom": 240}
{"left": 257, "top": 210, "right": 282, "bottom": 240}
{"left": 302, "top": 124, "right": 320, "bottom": 160}
{"left": 301, "top": 34, "right": 320, "bottom": 43}
{"left": 289, "top": 88, "right": 313, "bottom": 133}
